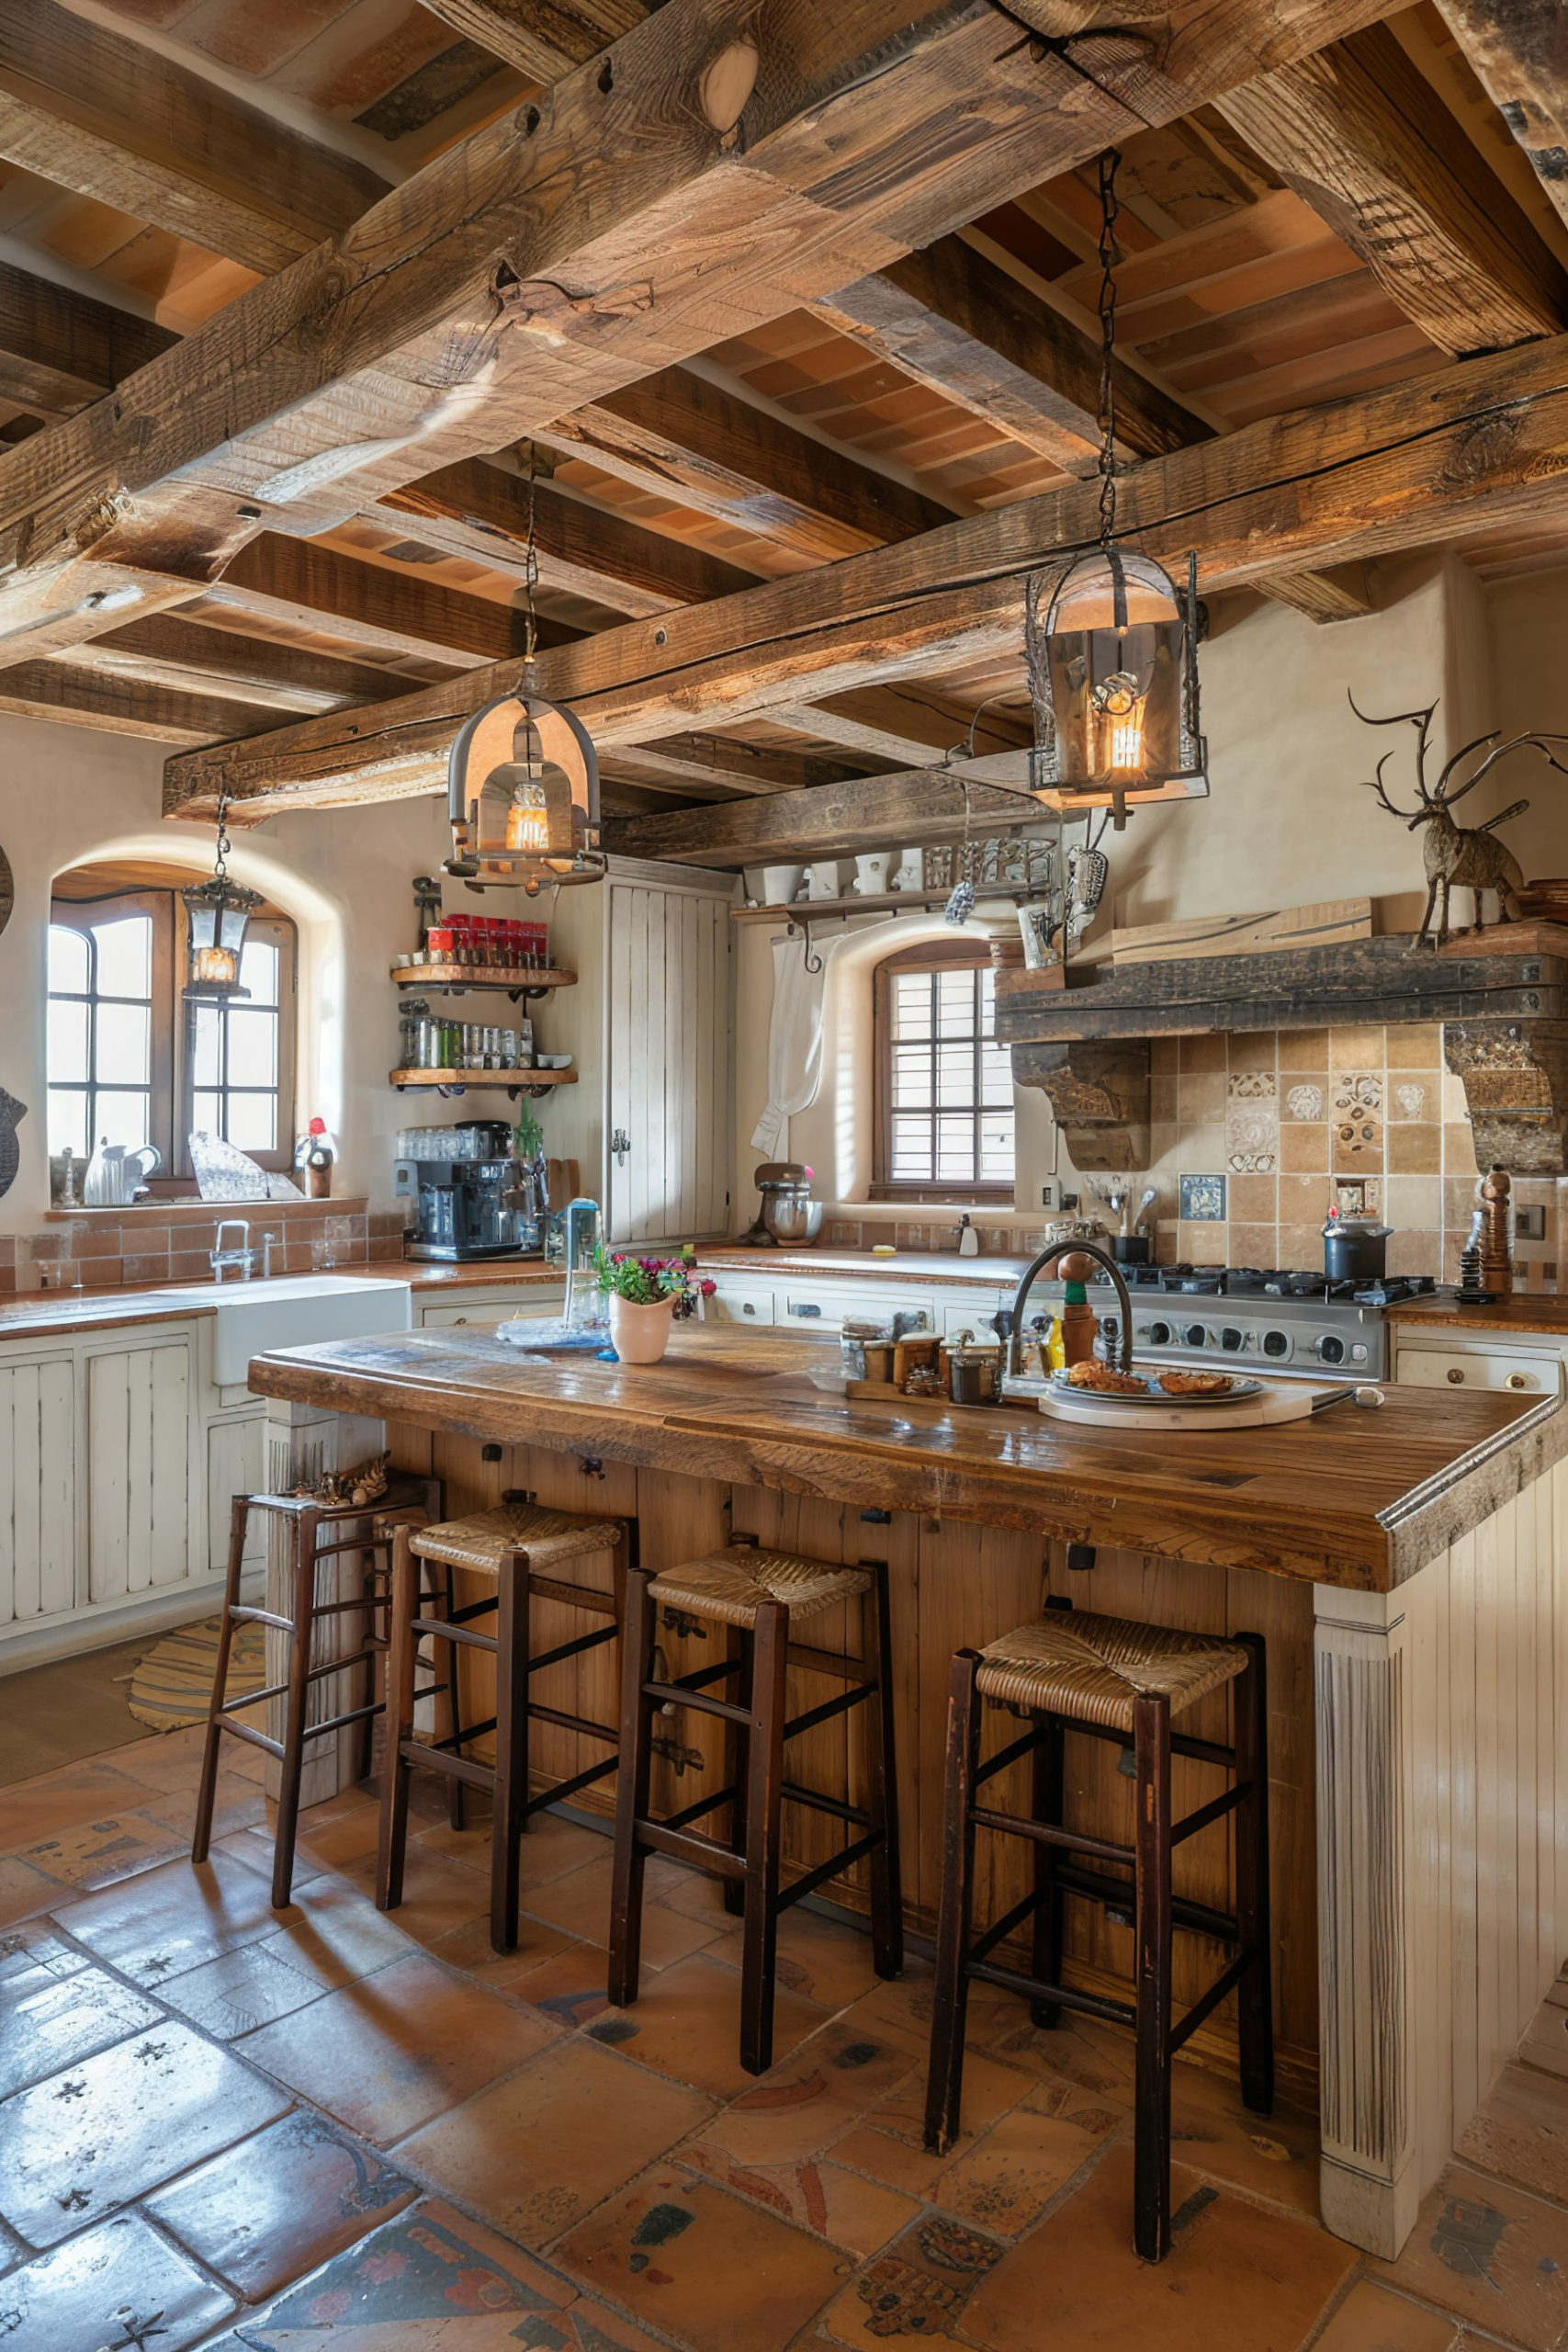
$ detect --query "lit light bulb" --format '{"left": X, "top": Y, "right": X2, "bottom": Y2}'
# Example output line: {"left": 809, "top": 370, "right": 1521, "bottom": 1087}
{"left": 191, "top": 944, "right": 239, "bottom": 987}
{"left": 504, "top": 779, "right": 549, "bottom": 853}
{"left": 1092, "top": 669, "right": 1146, "bottom": 778}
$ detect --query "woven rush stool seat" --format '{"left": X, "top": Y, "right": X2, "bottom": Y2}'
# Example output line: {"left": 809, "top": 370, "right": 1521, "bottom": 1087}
{"left": 976, "top": 1612, "right": 1249, "bottom": 1729}
{"left": 611, "top": 1529, "right": 901, "bottom": 2075}
{"left": 926, "top": 1600, "right": 1272, "bottom": 2265}
{"left": 378, "top": 1490, "right": 633, "bottom": 1952}
{"left": 650, "top": 1544, "right": 872, "bottom": 1630}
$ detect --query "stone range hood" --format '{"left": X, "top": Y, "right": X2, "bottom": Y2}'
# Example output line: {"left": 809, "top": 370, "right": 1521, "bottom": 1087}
{"left": 993, "top": 933, "right": 1568, "bottom": 1174}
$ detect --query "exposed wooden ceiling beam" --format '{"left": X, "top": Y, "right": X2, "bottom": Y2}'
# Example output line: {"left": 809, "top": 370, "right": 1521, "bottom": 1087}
{"left": 604, "top": 766, "right": 1033, "bottom": 864}
{"left": 374, "top": 458, "right": 759, "bottom": 617}
{"left": 59, "top": 616, "right": 420, "bottom": 715}
{"left": 603, "top": 733, "right": 876, "bottom": 797}
{"left": 768, "top": 686, "right": 1029, "bottom": 770}
{"left": 0, "top": 662, "right": 287, "bottom": 746}
{"left": 1436, "top": 1, "right": 1568, "bottom": 234}
{"left": 534, "top": 364, "right": 954, "bottom": 562}
{"left": 160, "top": 329, "right": 1568, "bottom": 821}
{"left": 0, "top": 0, "right": 1399, "bottom": 673}
{"left": 0, "top": 261, "right": 178, "bottom": 421}
{"left": 1215, "top": 22, "right": 1568, "bottom": 355}
{"left": 808, "top": 234, "right": 1204, "bottom": 475}
{"left": 1252, "top": 560, "right": 1374, "bottom": 621}
{"left": 0, "top": 0, "right": 389, "bottom": 277}
{"left": 208, "top": 537, "right": 563, "bottom": 671}
{"left": 415, "top": 0, "right": 648, "bottom": 84}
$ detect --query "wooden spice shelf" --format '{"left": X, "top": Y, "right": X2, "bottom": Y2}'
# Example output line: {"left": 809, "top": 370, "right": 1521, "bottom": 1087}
{"left": 390, "top": 963, "right": 577, "bottom": 992}
{"left": 730, "top": 885, "right": 1039, "bottom": 923}
{"left": 389, "top": 1068, "right": 578, "bottom": 1095}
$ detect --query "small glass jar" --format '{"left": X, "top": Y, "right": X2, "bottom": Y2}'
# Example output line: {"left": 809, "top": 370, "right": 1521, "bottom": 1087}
{"left": 426, "top": 923, "right": 453, "bottom": 960}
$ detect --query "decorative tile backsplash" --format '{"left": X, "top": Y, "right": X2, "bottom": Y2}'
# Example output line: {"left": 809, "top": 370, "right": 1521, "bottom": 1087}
{"left": 0, "top": 1200, "right": 407, "bottom": 1295}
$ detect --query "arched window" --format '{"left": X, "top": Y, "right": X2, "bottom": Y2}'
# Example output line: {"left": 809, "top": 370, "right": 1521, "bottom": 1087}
{"left": 872, "top": 940, "right": 1014, "bottom": 1203}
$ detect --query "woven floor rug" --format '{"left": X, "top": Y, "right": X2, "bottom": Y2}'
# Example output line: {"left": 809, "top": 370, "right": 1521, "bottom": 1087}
{"left": 128, "top": 1616, "right": 264, "bottom": 1734}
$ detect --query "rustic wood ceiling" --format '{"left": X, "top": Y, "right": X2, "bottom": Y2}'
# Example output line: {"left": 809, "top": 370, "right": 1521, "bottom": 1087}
{"left": 0, "top": 0, "right": 1564, "bottom": 863}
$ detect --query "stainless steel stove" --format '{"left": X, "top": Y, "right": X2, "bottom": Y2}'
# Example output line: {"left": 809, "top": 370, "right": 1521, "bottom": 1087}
{"left": 1089, "top": 1265, "right": 1442, "bottom": 1384}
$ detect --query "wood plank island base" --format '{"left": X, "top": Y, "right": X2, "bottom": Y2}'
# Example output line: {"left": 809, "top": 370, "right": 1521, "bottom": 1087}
{"left": 246, "top": 1324, "right": 1568, "bottom": 2262}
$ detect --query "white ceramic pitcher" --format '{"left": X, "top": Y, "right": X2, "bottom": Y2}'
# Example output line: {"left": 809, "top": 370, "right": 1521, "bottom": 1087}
{"left": 83, "top": 1139, "right": 161, "bottom": 1206}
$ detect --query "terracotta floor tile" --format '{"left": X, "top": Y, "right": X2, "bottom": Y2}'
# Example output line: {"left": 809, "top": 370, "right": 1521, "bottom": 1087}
{"left": 423, "top": 1907, "right": 577, "bottom": 1990}
{"left": 692, "top": 2018, "right": 922, "bottom": 2170}
{"left": 254, "top": 1873, "right": 420, "bottom": 1989}
{"left": 702, "top": 1905, "right": 886, "bottom": 2009}
{"left": 1371, "top": 2162, "right": 1568, "bottom": 2349}
{"left": 16, "top": 1810, "right": 187, "bottom": 1892}
{"left": 555, "top": 2163, "right": 849, "bottom": 2352}
{"left": 825, "top": 1964, "right": 943, "bottom": 2059}
{"left": 818, "top": 2210, "right": 1008, "bottom": 2349}
{"left": 0, "top": 1917, "right": 86, "bottom": 1986}
{"left": 649, "top": 1858, "right": 738, "bottom": 1924}
{"left": 585, "top": 1951, "right": 831, "bottom": 2099}
{"left": 523, "top": 1852, "right": 727, "bottom": 1967}
{"left": 140, "top": 1770, "right": 267, "bottom": 1846}
{"left": 295, "top": 1804, "right": 385, "bottom": 1870}
{"left": 63, "top": 1849, "right": 311, "bottom": 1986}
{"left": 397, "top": 2035, "right": 715, "bottom": 2246}
{"left": 417, "top": 1805, "right": 607, "bottom": 1886}
{"left": 0, "top": 1856, "right": 72, "bottom": 1928}
{"left": 1310, "top": 2278, "right": 1461, "bottom": 2348}
{"left": 829, "top": 2048, "right": 1035, "bottom": 2199}
{"left": 239, "top": 1950, "right": 558, "bottom": 2142}
{"left": 930, "top": 2070, "right": 1124, "bottom": 2236}
{"left": 684, "top": 2141, "right": 921, "bottom": 2258}
{"left": 1456, "top": 2062, "right": 1568, "bottom": 2207}
{"left": 1169, "top": 2064, "right": 1321, "bottom": 2217}
{"left": 147, "top": 2109, "right": 416, "bottom": 2301}
{"left": 962, "top": 2146, "right": 1357, "bottom": 2352}
{"left": 0, "top": 2211, "right": 235, "bottom": 2352}
{"left": 233, "top": 2194, "right": 574, "bottom": 2340}
{"left": 155, "top": 1938, "right": 343, "bottom": 2038}
{"left": 0, "top": 2018, "right": 290, "bottom": 2245}
{"left": 0, "top": 1758, "right": 160, "bottom": 1849}
{"left": 0, "top": 1961, "right": 164, "bottom": 2097}
{"left": 101, "top": 1726, "right": 209, "bottom": 1794}
{"left": 339, "top": 1845, "right": 501, "bottom": 1948}
{"left": 509, "top": 1939, "right": 618, "bottom": 2026}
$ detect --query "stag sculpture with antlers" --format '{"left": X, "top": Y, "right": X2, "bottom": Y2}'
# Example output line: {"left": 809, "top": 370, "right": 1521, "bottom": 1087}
{"left": 1353, "top": 696, "right": 1568, "bottom": 950}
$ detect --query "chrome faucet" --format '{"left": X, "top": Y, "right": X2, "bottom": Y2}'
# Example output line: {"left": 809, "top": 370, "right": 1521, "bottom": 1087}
{"left": 261, "top": 1230, "right": 279, "bottom": 1279}
{"left": 210, "top": 1220, "right": 254, "bottom": 1282}
{"left": 1003, "top": 1237, "right": 1135, "bottom": 1382}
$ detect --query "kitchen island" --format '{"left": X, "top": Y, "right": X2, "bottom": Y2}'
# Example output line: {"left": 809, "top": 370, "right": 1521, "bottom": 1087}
{"left": 248, "top": 1323, "right": 1568, "bottom": 2260}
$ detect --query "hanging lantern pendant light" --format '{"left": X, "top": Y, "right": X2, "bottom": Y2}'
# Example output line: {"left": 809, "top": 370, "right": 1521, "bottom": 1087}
{"left": 445, "top": 447, "right": 606, "bottom": 894}
{"left": 182, "top": 781, "right": 261, "bottom": 1001}
{"left": 1024, "top": 150, "right": 1207, "bottom": 833}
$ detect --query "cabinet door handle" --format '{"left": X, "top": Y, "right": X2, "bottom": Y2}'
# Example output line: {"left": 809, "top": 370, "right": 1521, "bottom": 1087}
{"left": 611, "top": 1126, "right": 632, "bottom": 1166}
{"left": 790, "top": 1303, "right": 822, "bottom": 1317}
{"left": 454, "top": 1316, "right": 468, "bottom": 1324}
{"left": 1447, "top": 1367, "right": 1465, "bottom": 1384}
{"left": 1506, "top": 1371, "right": 1537, "bottom": 1390}
{"left": 742, "top": 1302, "right": 757, "bottom": 1317}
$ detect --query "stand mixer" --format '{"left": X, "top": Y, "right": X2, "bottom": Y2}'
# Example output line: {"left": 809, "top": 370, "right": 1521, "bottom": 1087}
{"left": 739, "top": 1161, "right": 823, "bottom": 1247}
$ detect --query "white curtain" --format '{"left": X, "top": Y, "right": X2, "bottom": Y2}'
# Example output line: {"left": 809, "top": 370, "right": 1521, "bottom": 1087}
{"left": 750, "top": 926, "right": 840, "bottom": 1159}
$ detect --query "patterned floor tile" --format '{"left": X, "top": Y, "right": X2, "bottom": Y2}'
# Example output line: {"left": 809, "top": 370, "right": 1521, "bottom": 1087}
{"left": 555, "top": 2164, "right": 849, "bottom": 2352}
{"left": 689, "top": 2018, "right": 922, "bottom": 2172}
{"left": 14, "top": 1810, "right": 188, "bottom": 1893}
{"left": 507, "top": 1940, "right": 618, "bottom": 2027}
{"left": 155, "top": 1937, "right": 344, "bottom": 2039}
{"left": 148, "top": 2109, "right": 416, "bottom": 2301}
{"left": 521, "top": 1853, "right": 728, "bottom": 1970}
{"left": 422, "top": 1907, "right": 578, "bottom": 1991}
{"left": 818, "top": 2210, "right": 1008, "bottom": 2349}
{"left": 583, "top": 1951, "right": 830, "bottom": 2100}
{"left": 1371, "top": 2162, "right": 1568, "bottom": 2349}
{"left": 254, "top": 1871, "right": 421, "bottom": 1990}
{"left": 701, "top": 1908, "right": 886, "bottom": 2010}
{"left": 0, "top": 1856, "right": 72, "bottom": 1928}
{"left": 1168, "top": 2064, "right": 1320, "bottom": 2217}
{"left": 0, "top": 1961, "right": 164, "bottom": 2098}
{"left": 0, "top": 2211, "right": 234, "bottom": 2352}
{"left": 0, "top": 1918, "right": 85, "bottom": 1986}
{"left": 0, "top": 2018, "right": 290, "bottom": 2245}
{"left": 682, "top": 2143, "right": 920, "bottom": 2258}
{"left": 239, "top": 1951, "right": 558, "bottom": 2143}
{"left": 338, "top": 1844, "right": 504, "bottom": 1950}
{"left": 1456, "top": 2063, "right": 1568, "bottom": 2208}
{"left": 0, "top": 1759, "right": 162, "bottom": 1849}
{"left": 928, "top": 2070, "right": 1124, "bottom": 2236}
{"left": 829, "top": 2047, "right": 1036, "bottom": 2200}
{"left": 61, "top": 1848, "right": 310, "bottom": 1985}
{"left": 1310, "top": 2278, "right": 1461, "bottom": 2348}
{"left": 395, "top": 2036, "right": 714, "bottom": 2248}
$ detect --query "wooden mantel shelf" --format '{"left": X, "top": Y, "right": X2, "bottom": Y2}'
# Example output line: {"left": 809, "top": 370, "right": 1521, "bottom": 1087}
{"left": 994, "top": 933, "right": 1568, "bottom": 1173}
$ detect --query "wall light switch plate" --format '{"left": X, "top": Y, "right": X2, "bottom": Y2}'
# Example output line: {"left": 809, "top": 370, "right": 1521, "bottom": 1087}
{"left": 1517, "top": 1205, "right": 1547, "bottom": 1240}
{"left": 1040, "top": 1185, "right": 1054, "bottom": 1208}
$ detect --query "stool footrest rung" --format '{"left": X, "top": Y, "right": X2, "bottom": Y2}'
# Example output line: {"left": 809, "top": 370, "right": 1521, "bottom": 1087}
{"left": 779, "top": 1781, "right": 871, "bottom": 1828}
{"left": 1055, "top": 1857, "right": 1240, "bottom": 1945}
{"left": 660, "top": 1782, "right": 738, "bottom": 1837}
{"left": 1172, "top": 1781, "right": 1247, "bottom": 1849}
{"left": 211, "top": 1716, "right": 284, "bottom": 1762}
{"left": 527, "top": 1701, "right": 618, "bottom": 1744}
{"left": 227, "top": 1606, "right": 293, "bottom": 1634}
{"left": 530, "top": 1576, "right": 615, "bottom": 1616}
{"left": 967, "top": 1956, "right": 1136, "bottom": 2030}
{"left": 636, "top": 1818, "right": 746, "bottom": 1879}
{"left": 643, "top": 1679, "right": 750, "bottom": 1729}
{"left": 975, "top": 1722, "right": 1050, "bottom": 1790}
{"left": 412, "top": 1614, "right": 496, "bottom": 1654}
{"left": 429, "top": 1714, "right": 498, "bottom": 1750}
{"left": 970, "top": 1803, "right": 1131, "bottom": 1870}
{"left": 969, "top": 1884, "right": 1045, "bottom": 1966}
{"left": 530, "top": 1623, "right": 615, "bottom": 1675}
{"left": 397, "top": 1740, "right": 494, "bottom": 1793}
{"left": 784, "top": 1682, "right": 872, "bottom": 1741}
{"left": 785, "top": 1639, "right": 866, "bottom": 1682}
{"left": 528, "top": 1752, "right": 618, "bottom": 1813}
{"left": 775, "top": 1832, "right": 880, "bottom": 1912}
{"left": 301, "top": 1698, "right": 381, "bottom": 1740}
{"left": 1170, "top": 1949, "right": 1254, "bottom": 2052}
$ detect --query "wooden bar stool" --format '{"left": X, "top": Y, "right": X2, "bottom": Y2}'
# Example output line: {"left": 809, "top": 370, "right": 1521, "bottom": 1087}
{"left": 378, "top": 1491, "right": 632, "bottom": 1951}
{"left": 193, "top": 1473, "right": 443, "bottom": 1910}
{"left": 609, "top": 1533, "right": 902, "bottom": 2076}
{"left": 924, "top": 1607, "right": 1271, "bottom": 2264}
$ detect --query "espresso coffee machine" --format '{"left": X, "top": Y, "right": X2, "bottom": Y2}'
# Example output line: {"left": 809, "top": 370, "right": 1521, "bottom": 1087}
{"left": 393, "top": 1122, "right": 543, "bottom": 1261}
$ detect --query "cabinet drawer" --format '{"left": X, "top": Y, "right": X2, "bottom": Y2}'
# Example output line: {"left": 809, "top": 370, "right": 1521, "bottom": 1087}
{"left": 422, "top": 1289, "right": 565, "bottom": 1329}
{"left": 780, "top": 1289, "right": 933, "bottom": 1333}
{"left": 1397, "top": 1347, "right": 1562, "bottom": 1396}
{"left": 942, "top": 1298, "right": 1011, "bottom": 1340}
{"left": 705, "top": 1286, "right": 775, "bottom": 1325}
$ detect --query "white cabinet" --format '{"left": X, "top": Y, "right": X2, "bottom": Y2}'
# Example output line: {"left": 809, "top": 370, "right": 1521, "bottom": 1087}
{"left": 418, "top": 1282, "right": 567, "bottom": 1330}
{"left": 1395, "top": 1340, "right": 1563, "bottom": 1396}
{"left": 206, "top": 1414, "right": 268, "bottom": 1574}
{"left": 705, "top": 1283, "right": 775, "bottom": 1325}
{"left": 85, "top": 1336, "right": 196, "bottom": 1602}
{"left": 0, "top": 1351, "right": 76, "bottom": 1628}
{"left": 606, "top": 876, "right": 732, "bottom": 1245}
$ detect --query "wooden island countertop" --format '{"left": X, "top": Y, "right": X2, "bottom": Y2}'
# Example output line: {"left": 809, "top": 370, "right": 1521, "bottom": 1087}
{"left": 244, "top": 1322, "right": 1562, "bottom": 1593}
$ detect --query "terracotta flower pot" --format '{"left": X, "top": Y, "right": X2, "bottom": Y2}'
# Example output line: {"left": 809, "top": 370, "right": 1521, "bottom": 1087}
{"left": 609, "top": 1290, "right": 675, "bottom": 1364}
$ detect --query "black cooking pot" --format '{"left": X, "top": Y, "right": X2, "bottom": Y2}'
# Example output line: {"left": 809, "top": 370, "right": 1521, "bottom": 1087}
{"left": 1322, "top": 1216, "right": 1392, "bottom": 1284}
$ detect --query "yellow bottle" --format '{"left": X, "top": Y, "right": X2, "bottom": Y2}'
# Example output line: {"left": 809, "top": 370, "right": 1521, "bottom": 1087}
{"left": 1043, "top": 1314, "right": 1066, "bottom": 1374}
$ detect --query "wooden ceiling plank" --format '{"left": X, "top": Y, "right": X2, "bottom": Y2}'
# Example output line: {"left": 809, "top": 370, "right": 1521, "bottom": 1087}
{"left": 0, "top": 0, "right": 1401, "bottom": 674}
{"left": 59, "top": 615, "right": 420, "bottom": 712}
{"left": 1257, "top": 560, "right": 1374, "bottom": 621}
{"left": 209, "top": 537, "right": 554, "bottom": 670}
{"left": 609, "top": 732, "right": 874, "bottom": 796}
{"left": 1215, "top": 21, "right": 1568, "bottom": 355}
{"left": 0, "top": 660, "right": 290, "bottom": 745}
{"left": 0, "top": 0, "right": 389, "bottom": 276}
{"left": 1436, "top": 1, "right": 1568, "bottom": 234}
{"left": 604, "top": 765, "right": 1032, "bottom": 865}
{"left": 415, "top": 0, "right": 648, "bottom": 84}
{"left": 769, "top": 684, "right": 1029, "bottom": 769}
{"left": 0, "top": 258, "right": 178, "bottom": 420}
{"left": 533, "top": 363, "right": 956, "bottom": 562}
{"left": 158, "top": 327, "right": 1568, "bottom": 820}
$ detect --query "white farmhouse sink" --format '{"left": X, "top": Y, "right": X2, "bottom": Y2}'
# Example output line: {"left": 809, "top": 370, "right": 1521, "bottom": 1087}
{"left": 149, "top": 1273, "right": 413, "bottom": 1386}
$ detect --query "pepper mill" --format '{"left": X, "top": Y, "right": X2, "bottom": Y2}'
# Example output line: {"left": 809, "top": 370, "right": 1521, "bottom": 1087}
{"left": 1478, "top": 1164, "right": 1513, "bottom": 1296}
{"left": 1057, "top": 1250, "right": 1100, "bottom": 1369}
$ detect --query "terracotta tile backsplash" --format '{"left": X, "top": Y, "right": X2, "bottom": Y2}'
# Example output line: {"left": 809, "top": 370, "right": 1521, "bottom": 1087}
{"left": 0, "top": 1201, "right": 406, "bottom": 1295}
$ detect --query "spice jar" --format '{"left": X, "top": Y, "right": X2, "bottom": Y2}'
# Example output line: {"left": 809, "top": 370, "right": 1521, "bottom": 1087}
{"left": 840, "top": 1316, "right": 890, "bottom": 1381}
{"left": 946, "top": 1330, "right": 1000, "bottom": 1406}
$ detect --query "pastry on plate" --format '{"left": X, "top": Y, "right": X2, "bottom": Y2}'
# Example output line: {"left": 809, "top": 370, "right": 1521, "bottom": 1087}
{"left": 1066, "top": 1359, "right": 1148, "bottom": 1395}
{"left": 1156, "top": 1369, "right": 1235, "bottom": 1396}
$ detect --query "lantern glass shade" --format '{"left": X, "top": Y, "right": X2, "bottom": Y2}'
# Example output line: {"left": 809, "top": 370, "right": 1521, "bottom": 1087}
{"left": 181, "top": 876, "right": 262, "bottom": 1001}
{"left": 446, "top": 689, "right": 606, "bottom": 894}
{"left": 1026, "top": 548, "right": 1206, "bottom": 817}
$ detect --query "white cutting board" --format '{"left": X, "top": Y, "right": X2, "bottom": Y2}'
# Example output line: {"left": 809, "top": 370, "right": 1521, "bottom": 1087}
{"left": 1038, "top": 1379, "right": 1330, "bottom": 1431}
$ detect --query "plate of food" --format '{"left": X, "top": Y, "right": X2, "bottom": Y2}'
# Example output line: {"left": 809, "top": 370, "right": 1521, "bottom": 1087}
{"left": 1050, "top": 1362, "right": 1263, "bottom": 1407}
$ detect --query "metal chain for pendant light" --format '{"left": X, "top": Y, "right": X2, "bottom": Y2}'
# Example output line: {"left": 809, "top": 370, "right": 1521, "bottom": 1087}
{"left": 212, "top": 780, "right": 231, "bottom": 885}
{"left": 1095, "top": 147, "right": 1122, "bottom": 550}
{"left": 522, "top": 443, "right": 539, "bottom": 668}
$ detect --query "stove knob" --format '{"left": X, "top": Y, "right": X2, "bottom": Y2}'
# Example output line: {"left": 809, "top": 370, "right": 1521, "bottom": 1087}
{"left": 1262, "top": 1330, "right": 1290, "bottom": 1359}
{"left": 1183, "top": 1322, "right": 1208, "bottom": 1349}
{"left": 1220, "top": 1326, "right": 1244, "bottom": 1352}
{"left": 1316, "top": 1334, "right": 1346, "bottom": 1365}
{"left": 1350, "top": 1343, "right": 1369, "bottom": 1364}
{"left": 1147, "top": 1320, "right": 1171, "bottom": 1347}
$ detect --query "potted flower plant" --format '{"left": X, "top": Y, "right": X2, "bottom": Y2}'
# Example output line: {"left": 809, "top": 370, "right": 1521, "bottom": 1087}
{"left": 592, "top": 1246, "right": 716, "bottom": 1364}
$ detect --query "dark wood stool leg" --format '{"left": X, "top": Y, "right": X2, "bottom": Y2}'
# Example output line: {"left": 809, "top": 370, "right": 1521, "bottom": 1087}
{"left": 1233, "top": 1631, "right": 1274, "bottom": 2117}
{"left": 924, "top": 1649, "right": 982, "bottom": 2155}
{"left": 358, "top": 1543, "right": 384, "bottom": 1786}
{"left": 1030, "top": 1713, "right": 1066, "bottom": 2028}
{"left": 739, "top": 1597, "right": 789, "bottom": 2077}
{"left": 271, "top": 1507, "right": 321, "bottom": 1911}
{"left": 1133, "top": 1690, "right": 1174, "bottom": 2264}
{"left": 608, "top": 1566, "right": 658, "bottom": 2008}
{"left": 377, "top": 1526, "right": 419, "bottom": 1913}
{"left": 721, "top": 1625, "right": 751, "bottom": 1919}
{"left": 863, "top": 1559, "right": 903, "bottom": 1980}
{"left": 192, "top": 1494, "right": 249, "bottom": 1864}
{"left": 437, "top": 1565, "right": 468, "bottom": 1832}
{"left": 491, "top": 1551, "right": 530, "bottom": 1951}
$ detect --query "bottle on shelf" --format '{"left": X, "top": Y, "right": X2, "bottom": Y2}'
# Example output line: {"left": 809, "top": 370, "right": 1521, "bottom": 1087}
{"left": 295, "top": 1117, "right": 336, "bottom": 1200}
